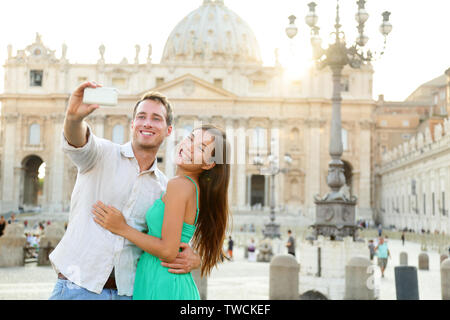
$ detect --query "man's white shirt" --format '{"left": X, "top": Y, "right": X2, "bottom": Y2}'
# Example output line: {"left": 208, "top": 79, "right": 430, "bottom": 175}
{"left": 49, "top": 126, "right": 168, "bottom": 295}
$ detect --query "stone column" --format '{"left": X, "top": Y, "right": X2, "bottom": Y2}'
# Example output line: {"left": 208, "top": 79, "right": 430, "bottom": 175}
{"left": 345, "top": 256, "right": 375, "bottom": 300}
{"left": 270, "top": 119, "right": 280, "bottom": 206}
{"left": 264, "top": 175, "right": 269, "bottom": 208}
{"left": 1, "top": 113, "right": 19, "bottom": 212}
{"left": 90, "top": 114, "right": 105, "bottom": 138}
{"left": 49, "top": 114, "right": 66, "bottom": 213}
{"left": 236, "top": 118, "right": 247, "bottom": 210}
{"left": 246, "top": 175, "right": 252, "bottom": 208}
{"left": 13, "top": 166, "right": 22, "bottom": 211}
{"left": 358, "top": 120, "right": 373, "bottom": 221}
{"left": 305, "top": 119, "right": 324, "bottom": 220}
{"left": 425, "top": 170, "right": 431, "bottom": 222}
{"left": 269, "top": 254, "right": 300, "bottom": 300}
{"left": 225, "top": 118, "right": 235, "bottom": 207}
{"left": 164, "top": 130, "right": 175, "bottom": 179}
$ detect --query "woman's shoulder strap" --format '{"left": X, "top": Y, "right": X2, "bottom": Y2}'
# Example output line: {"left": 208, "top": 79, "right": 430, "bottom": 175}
{"left": 184, "top": 176, "right": 199, "bottom": 224}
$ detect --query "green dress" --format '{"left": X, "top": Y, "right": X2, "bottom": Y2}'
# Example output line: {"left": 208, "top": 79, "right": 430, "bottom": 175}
{"left": 133, "top": 176, "right": 201, "bottom": 300}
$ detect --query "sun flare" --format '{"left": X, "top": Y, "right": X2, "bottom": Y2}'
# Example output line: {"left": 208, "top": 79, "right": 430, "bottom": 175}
{"left": 278, "top": 41, "right": 314, "bottom": 81}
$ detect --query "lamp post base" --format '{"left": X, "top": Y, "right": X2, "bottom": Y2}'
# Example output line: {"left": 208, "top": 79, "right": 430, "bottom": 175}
{"left": 262, "top": 221, "right": 281, "bottom": 239}
{"left": 310, "top": 198, "right": 361, "bottom": 241}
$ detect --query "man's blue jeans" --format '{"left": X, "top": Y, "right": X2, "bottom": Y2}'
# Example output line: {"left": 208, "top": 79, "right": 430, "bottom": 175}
{"left": 49, "top": 279, "right": 132, "bottom": 300}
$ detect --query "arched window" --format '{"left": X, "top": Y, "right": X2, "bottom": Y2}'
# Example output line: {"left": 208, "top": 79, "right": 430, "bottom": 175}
{"left": 342, "top": 128, "right": 348, "bottom": 151}
{"left": 112, "top": 124, "right": 124, "bottom": 144}
{"left": 29, "top": 123, "right": 40, "bottom": 145}
{"left": 253, "top": 127, "right": 266, "bottom": 150}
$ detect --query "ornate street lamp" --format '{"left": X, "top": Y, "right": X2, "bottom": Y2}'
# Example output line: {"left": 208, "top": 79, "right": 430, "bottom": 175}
{"left": 286, "top": 0, "right": 392, "bottom": 240}
{"left": 254, "top": 151, "right": 292, "bottom": 239}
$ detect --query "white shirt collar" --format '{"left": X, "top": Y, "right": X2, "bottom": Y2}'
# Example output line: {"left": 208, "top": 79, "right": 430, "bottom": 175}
{"left": 120, "top": 141, "right": 160, "bottom": 176}
{"left": 120, "top": 141, "right": 135, "bottom": 158}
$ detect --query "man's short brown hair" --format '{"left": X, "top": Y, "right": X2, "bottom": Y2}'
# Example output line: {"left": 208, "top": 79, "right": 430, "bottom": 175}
{"left": 133, "top": 91, "right": 173, "bottom": 126}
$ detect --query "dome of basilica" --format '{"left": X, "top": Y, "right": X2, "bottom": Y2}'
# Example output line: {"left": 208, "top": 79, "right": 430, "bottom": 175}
{"left": 161, "top": 0, "right": 262, "bottom": 65}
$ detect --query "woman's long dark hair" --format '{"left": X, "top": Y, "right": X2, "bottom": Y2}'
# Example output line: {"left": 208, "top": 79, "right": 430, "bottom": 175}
{"left": 192, "top": 124, "right": 231, "bottom": 277}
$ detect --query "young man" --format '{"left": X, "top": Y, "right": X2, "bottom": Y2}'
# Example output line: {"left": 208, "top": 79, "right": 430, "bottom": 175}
{"left": 49, "top": 81, "right": 200, "bottom": 300}
{"left": 286, "top": 230, "right": 296, "bottom": 257}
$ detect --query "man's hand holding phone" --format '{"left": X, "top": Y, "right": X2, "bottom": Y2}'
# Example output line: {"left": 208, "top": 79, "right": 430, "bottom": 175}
{"left": 66, "top": 81, "right": 103, "bottom": 122}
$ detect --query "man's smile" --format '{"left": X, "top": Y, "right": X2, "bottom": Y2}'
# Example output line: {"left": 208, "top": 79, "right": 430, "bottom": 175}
{"left": 140, "top": 130, "right": 155, "bottom": 137}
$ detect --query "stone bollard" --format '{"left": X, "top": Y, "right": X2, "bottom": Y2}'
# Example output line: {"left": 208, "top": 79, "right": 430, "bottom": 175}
{"left": 37, "top": 223, "right": 65, "bottom": 266}
{"left": 441, "top": 254, "right": 449, "bottom": 264}
{"left": 418, "top": 252, "right": 429, "bottom": 271}
{"left": 192, "top": 267, "right": 207, "bottom": 300}
{"left": 344, "top": 256, "right": 375, "bottom": 300}
{"left": 399, "top": 252, "right": 408, "bottom": 266}
{"left": 441, "top": 258, "right": 450, "bottom": 300}
{"left": 0, "top": 223, "right": 26, "bottom": 267}
{"left": 269, "top": 254, "right": 299, "bottom": 300}
{"left": 394, "top": 266, "right": 419, "bottom": 300}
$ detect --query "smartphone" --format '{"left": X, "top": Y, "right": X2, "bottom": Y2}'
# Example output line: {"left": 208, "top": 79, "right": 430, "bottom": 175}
{"left": 83, "top": 87, "right": 118, "bottom": 106}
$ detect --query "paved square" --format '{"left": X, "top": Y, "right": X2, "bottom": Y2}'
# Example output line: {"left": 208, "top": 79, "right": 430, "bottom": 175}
{"left": 0, "top": 238, "right": 443, "bottom": 300}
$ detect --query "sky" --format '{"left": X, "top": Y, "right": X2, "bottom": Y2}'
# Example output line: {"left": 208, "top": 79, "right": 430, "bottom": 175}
{"left": 0, "top": 0, "right": 448, "bottom": 101}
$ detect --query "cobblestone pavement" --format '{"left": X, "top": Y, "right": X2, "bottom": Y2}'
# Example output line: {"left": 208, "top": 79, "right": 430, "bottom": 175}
{"left": 0, "top": 239, "right": 443, "bottom": 300}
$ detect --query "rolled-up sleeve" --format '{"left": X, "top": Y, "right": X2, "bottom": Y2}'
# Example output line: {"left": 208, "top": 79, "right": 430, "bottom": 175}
{"left": 61, "top": 125, "right": 102, "bottom": 174}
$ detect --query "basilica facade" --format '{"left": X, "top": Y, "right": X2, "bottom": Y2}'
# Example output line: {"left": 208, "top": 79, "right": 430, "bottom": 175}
{"left": 0, "top": 0, "right": 388, "bottom": 226}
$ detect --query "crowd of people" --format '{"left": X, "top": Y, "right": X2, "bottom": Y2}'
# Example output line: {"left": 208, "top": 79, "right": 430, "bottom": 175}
{"left": 0, "top": 213, "right": 55, "bottom": 239}
{"left": 0, "top": 213, "right": 53, "bottom": 260}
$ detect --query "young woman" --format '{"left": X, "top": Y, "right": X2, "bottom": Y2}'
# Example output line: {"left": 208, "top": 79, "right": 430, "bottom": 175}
{"left": 91, "top": 125, "right": 230, "bottom": 300}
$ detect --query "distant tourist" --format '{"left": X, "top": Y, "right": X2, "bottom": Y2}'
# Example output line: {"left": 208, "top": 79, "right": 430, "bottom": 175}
{"left": 248, "top": 238, "right": 256, "bottom": 262}
{"left": 286, "top": 230, "right": 296, "bottom": 257}
{"left": 8, "top": 213, "right": 16, "bottom": 224}
{"left": 227, "top": 236, "right": 234, "bottom": 261}
{"left": 368, "top": 239, "right": 375, "bottom": 261}
{"left": 27, "top": 234, "right": 39, "bottom": 249}
{"left": 401, "top": 231, "right": 405, "bottom": 246}
{"left": 375, "top": 237, "right": 391, "bottom": 278}
{"left": 0, "top": 216, "right": 6, "bottom": 237}
{"left": 377, "top": 224, "right": 382, "bottom": 237}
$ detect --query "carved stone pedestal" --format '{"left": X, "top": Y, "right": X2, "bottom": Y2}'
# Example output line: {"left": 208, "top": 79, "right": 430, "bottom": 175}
{"left": 311, "top": 198, "right": 360, "bottom": 241}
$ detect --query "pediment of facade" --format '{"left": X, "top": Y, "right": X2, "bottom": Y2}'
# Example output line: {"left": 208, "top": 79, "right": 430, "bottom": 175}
{"left": 245, "top": 68, "right": 274, "bottom": 79}
{"left": 143, "top": 74, "right": 237, "bottom": 100}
